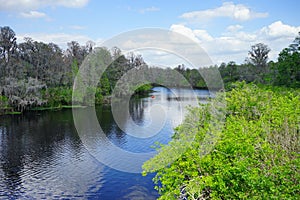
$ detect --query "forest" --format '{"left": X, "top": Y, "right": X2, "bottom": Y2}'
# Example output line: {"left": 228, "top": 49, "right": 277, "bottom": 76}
{"left": 0, "top": 26, "right": 150, "bottom": 113}
{"left": 0, "top": 26, "right": 299, "bottom": 114}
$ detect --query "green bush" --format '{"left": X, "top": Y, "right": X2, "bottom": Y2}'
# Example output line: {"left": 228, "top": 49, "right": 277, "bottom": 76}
{"left": 143, "top": 82, "right": 300, "bottom": 199}
{"left": 43, "top": 87, "right": 73, "bottom": 107}
{"left": 44, "top": 86, "right": 107, "bottom": 107}
{"left": 0, "top": 95, "right": 9, "bottom": 109}
{"left": 134, "top": 83, "right": 152, "bottom": 94}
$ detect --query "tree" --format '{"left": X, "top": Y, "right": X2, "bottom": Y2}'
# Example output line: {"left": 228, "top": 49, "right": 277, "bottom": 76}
{"left": 66, "top": 41, "right": 88, "bottom": 66}
{"left": 18, "top": 39, "right": 64, "bottom": 85}
{"left": 2, "top": 77, "right": 46, "bottom": 111}
{"left": 85, "top": 40, "right": 95, "bottom": 53}
{"left": 0, "top": 26, "right": 17, "bottom": 63}
{"left": 247, "top": 43, "right": 271, "bottom": 83}
{"left": 270, "top": 33, "right": 300, "bottom": 87}
{"left": 274, "top": 49, "right": 300, "bottom": 87}
{"left": 111, "top": 46, "right": 122, "bottom": 60}
{"left": 248, "top": 43, "right": 270, "bottom": 68}
{"left": 0, "top": 26, "right": 17, "bottom": 78}
{"left": 219, "top": 61, "right": 239, "bottom": 84}
{"left": 288, "top": 32, "right": 300, "bottom": 53}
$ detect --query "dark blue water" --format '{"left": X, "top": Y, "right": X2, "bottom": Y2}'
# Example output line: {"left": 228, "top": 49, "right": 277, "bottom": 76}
{"left": 0, "top": 87, "right": 209, "bottom": 199}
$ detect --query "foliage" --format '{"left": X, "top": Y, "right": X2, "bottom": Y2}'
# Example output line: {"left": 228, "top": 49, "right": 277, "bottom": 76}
{"left": 1, "top": 77, "right": 47, "bottom": 111}
{"left": 134, "top": 83, "right": 152, "bottom": 94}
{"left": 0, "top": 26, "right": 299, "bottom": 114}
{"left": 43, "top": 87, "right": 72, "bottom": 107}
{"left": 269, "top": 32, "right": 300, "bottom": 87}
{"left": 99, "top": 72, "right": 111, "bottom": 96}
{"left": 143, "top": 83, "right": 300, "bottom": 199}
{"left": 0, "top": 95, "right": 9, "bottom": 109}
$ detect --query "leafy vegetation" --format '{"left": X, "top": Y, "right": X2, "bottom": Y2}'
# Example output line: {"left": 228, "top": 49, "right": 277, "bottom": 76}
{"left": 0, "top": 26, "right": 150, "bottom": 113}
{"left": 143, "top": 83, "right": 299, "bottom": 199}
{"left": 175, "top": 37, "right": 300, "bottom": 89}
{"left": 1, "top": 26, "right": 299, "bottom": 114}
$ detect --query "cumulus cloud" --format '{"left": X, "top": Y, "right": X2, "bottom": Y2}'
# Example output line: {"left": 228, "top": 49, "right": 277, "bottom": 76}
{"left": 260, "top": 21, "right": 300, "bottom": 39}
{"left": 170, "top": 24, "right": 201, "bottom": 43}
{"left": 170, "top": 24, "right": 213, "bottom": 42}
{"left": 20, "top": 11, "right": 47, "bottom": 18}
{"left": 170, "top": 21, "right": 300, "bottom": 64}
{"left": 180, "top": 2, "right": 268, "bottom": 22}
{"left": 99, "top": 28, "right": 212, "bottom": 68}
{"left": 0, "top": 0, "right": 89, "bottom": 11}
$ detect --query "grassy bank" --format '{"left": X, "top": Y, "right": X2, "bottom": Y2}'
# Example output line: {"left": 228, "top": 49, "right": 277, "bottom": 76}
{"left": 143, "top": 82, "right": 300, "bottom": 199}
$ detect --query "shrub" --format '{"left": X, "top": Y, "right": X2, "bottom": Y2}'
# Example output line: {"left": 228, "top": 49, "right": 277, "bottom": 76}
{"left": 143, "top": 83, "right": 300, "bottom": 199}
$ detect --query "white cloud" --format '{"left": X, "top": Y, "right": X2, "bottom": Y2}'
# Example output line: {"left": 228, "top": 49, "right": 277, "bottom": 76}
{"left": 139, "top": 6, "right": 160, "bottom": 14}
{"left": 169, "top": 21, "right": 300, "bottom": 65}
{"left": 0, "top": 0, "right": 89, "bottom": 11}
{"left": 17, "top": 33, "right": 101, "bottom": 49}
{"left": 227, "top": 24, "right": 243, "bottom": 32}
{"left": 260, "top": 21, "right": 300, "bottom": 39}
{"left": 180, "top": 2, "right": 268, "bottom": 22}
{"left": 133, "top": 49, "right": 190, "bottom": 68}
{"left": 127, "top": 6, "right": 160, "bottom": 14}
{"left": 170, "top": 24, "right": 213, "bottom": 42}
{"left": 100, "top": 29, "right": 212, "bottom": 68}
{"left": 170, "top": 24, "right": 201, "bottom": 43}
{"left": 194, "top": 30, "right": 213, "bottom": 41}
{"left": 20, "top": 11, "right": 47, "bottom": 18}
{"left": 57, "top": 0, "right": 89, "bottom": 8}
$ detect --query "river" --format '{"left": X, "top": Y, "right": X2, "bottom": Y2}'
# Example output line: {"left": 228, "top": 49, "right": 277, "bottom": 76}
{"left": 0, "top": 87, "right": 210, "bottom": 199}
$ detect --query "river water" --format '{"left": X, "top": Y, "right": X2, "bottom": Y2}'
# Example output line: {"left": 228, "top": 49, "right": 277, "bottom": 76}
{"left": 0, "top": 87, "right": 210, "bottom": 199}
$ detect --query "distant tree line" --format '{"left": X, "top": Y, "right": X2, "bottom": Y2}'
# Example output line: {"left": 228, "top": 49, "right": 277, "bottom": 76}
{"left": 175, "top": 37, "right": 300, "bottom": 89}
{"left": 0, "top": 26, "right": 299, "bottom": 112}
{"left": 0, "top": 26, "right": 147, "bottom": 112}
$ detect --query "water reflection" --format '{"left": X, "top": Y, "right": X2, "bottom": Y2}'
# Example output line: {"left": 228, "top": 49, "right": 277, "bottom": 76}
{"left": 0, "top": 112, "right": 105, "bottom": 198}
{"left": 0, "top": 86, "right": 209, "bottom": 199}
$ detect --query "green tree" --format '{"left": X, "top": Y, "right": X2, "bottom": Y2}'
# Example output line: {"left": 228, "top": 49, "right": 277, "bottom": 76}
{"left": 272, "top": 33, "right": 300, "bottom": 87}
{"left": 219, "top": 61, "right": 239, "bottom": 84}
{"left": 99, "top": 72, "right": 111, "bottom": 95}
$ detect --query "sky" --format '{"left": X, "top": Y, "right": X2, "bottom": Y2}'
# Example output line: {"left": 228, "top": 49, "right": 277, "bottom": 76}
{"left": 0, "top": 0, "right": 299, "bottom": 66}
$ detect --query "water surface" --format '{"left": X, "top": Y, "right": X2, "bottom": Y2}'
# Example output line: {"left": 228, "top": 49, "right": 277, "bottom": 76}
{"left": 0, "top": 87, "right": 210, "bottom": 199}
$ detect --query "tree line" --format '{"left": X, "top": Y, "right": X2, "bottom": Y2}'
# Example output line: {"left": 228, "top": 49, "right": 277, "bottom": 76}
{"left": 175, "top": 38, "right": 300, "bottom": 89}
{"left": 0, "top": 26, "right": 299, "bottom": 113}
{"left": 0, "top": 26, "right": 147, "bottom": 112}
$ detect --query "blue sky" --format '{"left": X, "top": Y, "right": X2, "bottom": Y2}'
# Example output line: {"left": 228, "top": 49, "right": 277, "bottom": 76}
{"left": 0, "top": 0, "right": 299, "bottom": 65}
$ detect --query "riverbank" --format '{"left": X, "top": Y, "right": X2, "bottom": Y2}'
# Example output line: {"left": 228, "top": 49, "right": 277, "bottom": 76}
{"left": 0, "top": 85, "right": 153, "bottom": 116}
{"left": 143, "top": 82, "right": 300, "bottom": 199}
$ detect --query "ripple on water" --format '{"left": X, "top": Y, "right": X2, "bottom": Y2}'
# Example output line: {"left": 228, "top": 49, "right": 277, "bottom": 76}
{"left": 0, "top": 87, "right": 208, "bottom": 199}
{"left": 15, "top": 139, "right": 105, "bottom": 199}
